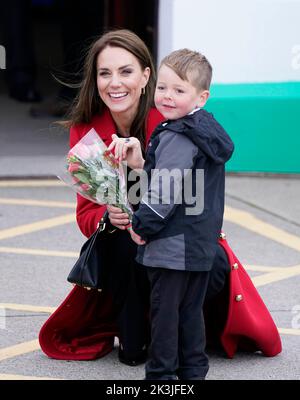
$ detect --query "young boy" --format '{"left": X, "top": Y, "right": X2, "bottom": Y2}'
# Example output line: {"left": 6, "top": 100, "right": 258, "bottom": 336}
{"left": 130, "top": 49, "right": 234, "bottom": 380}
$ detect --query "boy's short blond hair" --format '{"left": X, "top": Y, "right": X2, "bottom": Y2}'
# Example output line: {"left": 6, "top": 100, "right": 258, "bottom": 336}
{"left": 160, "top": 48, "right": 212, "bottom": 91}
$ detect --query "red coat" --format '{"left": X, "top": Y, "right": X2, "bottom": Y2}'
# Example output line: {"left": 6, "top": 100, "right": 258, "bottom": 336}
{"left": 218, "top": 234, "right": 281, "bottom": 358}
{"left": 39, "top": 110, "right": 282, "bottom": 360}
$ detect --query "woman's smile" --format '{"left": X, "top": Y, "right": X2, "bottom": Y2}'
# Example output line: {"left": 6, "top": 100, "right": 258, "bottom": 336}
{"left": 108, "top": 92, "right": 129, "bottom": 100}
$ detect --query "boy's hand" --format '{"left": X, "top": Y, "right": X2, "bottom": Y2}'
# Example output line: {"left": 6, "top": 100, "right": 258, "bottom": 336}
{"left": 128, "top": 227, "right": 146, "bottom": 245}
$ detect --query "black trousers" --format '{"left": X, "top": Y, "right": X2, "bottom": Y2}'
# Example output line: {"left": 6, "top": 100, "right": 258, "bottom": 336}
{"left": 106, "top": 230, "right": 150, "bottom": 358}
{"left": 145, "top": 268, "right": 210, "bottom": 380}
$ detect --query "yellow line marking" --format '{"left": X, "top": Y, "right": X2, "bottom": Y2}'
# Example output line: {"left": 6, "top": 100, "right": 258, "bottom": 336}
{"left": 0, "top": 303, "right": 56, "bottom": 313}
{"left": 0, "top": 327, "right": 297, "bottom": 365}
{"left": 245, "top": 265, "right": 281, "bottom": 272}
{"left": 0, "top": 373, "right": 61, "bottom": 380}
{"left": 224, "top": 206, "right": 300, "bottom": 253}
{"left": 223, "top": 207, "right": 300, "bottom": 287}
{"left": 0, "top": 213, "right": 76, "bottom": 241}
{"left": 0, "top": 246, "right": 78, "bottom": 258}
{"left": 0, "top": 340, "right": 40, "bottom": 361}
{"left": 252, "top": 264, "right": 300, "bottom": 287}
{"left": 278, "top": 328, "right": 300, "bottom": 336}
{"left": 0, "top": 198, "right": 75, "bottom": 209}
{"left": 0, "top": 180, "right": 63, "bottom": 187}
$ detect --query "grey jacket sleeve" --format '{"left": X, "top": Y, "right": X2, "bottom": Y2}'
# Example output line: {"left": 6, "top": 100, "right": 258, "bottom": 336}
{"left": 132, "top": 130, "right": 198, "bottom": 238}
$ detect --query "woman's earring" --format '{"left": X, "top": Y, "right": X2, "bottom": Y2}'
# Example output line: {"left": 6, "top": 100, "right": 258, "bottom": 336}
{"left": 141, "top": 87, "right": 146, "bottom": 95}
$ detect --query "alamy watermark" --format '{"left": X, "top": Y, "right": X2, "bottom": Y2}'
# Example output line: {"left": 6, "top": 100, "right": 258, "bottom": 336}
{"left": 291, "top": 44, "right": 300, "bottom": 70}
{"left": 0, "top": 45, "right": 6, "bottom": 70}
{"left": 96, "top": 166, "right": 205, "bottom": 216}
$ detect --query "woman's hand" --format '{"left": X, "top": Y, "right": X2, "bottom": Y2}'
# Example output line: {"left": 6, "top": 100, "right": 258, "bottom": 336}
{"left": 106, "top": 204, "right": 130, "bottom": 230}
{"left": 128, "top": 228, "right": 146, "bottom": 245}
{"left": 107, "top": 134, "right": 145, "bottom": 169}
{"left": 106, "top": 205, "right": 145, "bottom": 245}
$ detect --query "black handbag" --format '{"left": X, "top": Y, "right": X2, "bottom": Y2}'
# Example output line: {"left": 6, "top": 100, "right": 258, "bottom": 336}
{"left": 67, "top": 212, "right": 116, "bottom": 291}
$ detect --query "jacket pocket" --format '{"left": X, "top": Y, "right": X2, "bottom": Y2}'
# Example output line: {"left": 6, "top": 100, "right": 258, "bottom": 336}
{"left": 142, "top": 234, "right": 185, "bottom": 270}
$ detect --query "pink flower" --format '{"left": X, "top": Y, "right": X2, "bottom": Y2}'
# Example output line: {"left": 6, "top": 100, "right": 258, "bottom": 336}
{"left": 80, "top": 183, "right": 91, "bottom": 192}
{"left": 68, "top": 163, "right": 81, "bottom": 173}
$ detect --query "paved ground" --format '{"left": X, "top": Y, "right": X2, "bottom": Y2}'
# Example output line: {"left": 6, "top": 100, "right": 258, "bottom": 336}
{"left": 0, "top": 94, "right": 300, "bottom": 380}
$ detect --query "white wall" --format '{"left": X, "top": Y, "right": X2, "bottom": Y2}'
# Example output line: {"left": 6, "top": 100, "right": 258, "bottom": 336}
{"left": 158, "top": 0, "right": 300, "bottom": 83}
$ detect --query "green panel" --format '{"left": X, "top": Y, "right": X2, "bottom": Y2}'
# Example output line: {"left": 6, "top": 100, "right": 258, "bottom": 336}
{"left": 204, "top": 82, "right": 300, "bottom": 173}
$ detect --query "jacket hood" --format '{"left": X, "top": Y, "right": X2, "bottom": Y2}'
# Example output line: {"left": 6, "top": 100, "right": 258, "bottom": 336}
{"left": 163, "top": 109, "right": 234, "bottom": 164}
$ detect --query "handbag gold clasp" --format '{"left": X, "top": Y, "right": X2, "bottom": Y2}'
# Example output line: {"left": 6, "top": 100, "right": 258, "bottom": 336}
{"left": 99, "top": 221, "right": 106, "bottom": 232}
{"left": 97, "top": 216, "right": 106, "bottom": 232}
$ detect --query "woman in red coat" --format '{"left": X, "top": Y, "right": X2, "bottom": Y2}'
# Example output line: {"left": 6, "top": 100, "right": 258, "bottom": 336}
{"left": 62, "top": 29, "right": 164, "bottom": 366}
{"left": 39, "top": 29, "right": 282, "bottom": 365}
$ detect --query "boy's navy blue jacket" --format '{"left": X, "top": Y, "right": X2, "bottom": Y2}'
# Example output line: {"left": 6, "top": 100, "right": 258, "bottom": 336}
{"left": 132, "top": 109, "right": 234, "bottom": 272}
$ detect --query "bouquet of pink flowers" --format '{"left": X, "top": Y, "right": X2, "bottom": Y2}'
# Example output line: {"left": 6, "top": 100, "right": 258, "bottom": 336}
{"left": 58, "top": 128, "right": 133, "bottom": 220}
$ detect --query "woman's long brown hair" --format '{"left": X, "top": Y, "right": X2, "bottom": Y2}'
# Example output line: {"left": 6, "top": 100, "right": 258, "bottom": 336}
{"left": 63, "top": 29, "right": 156, "bottom": 150}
